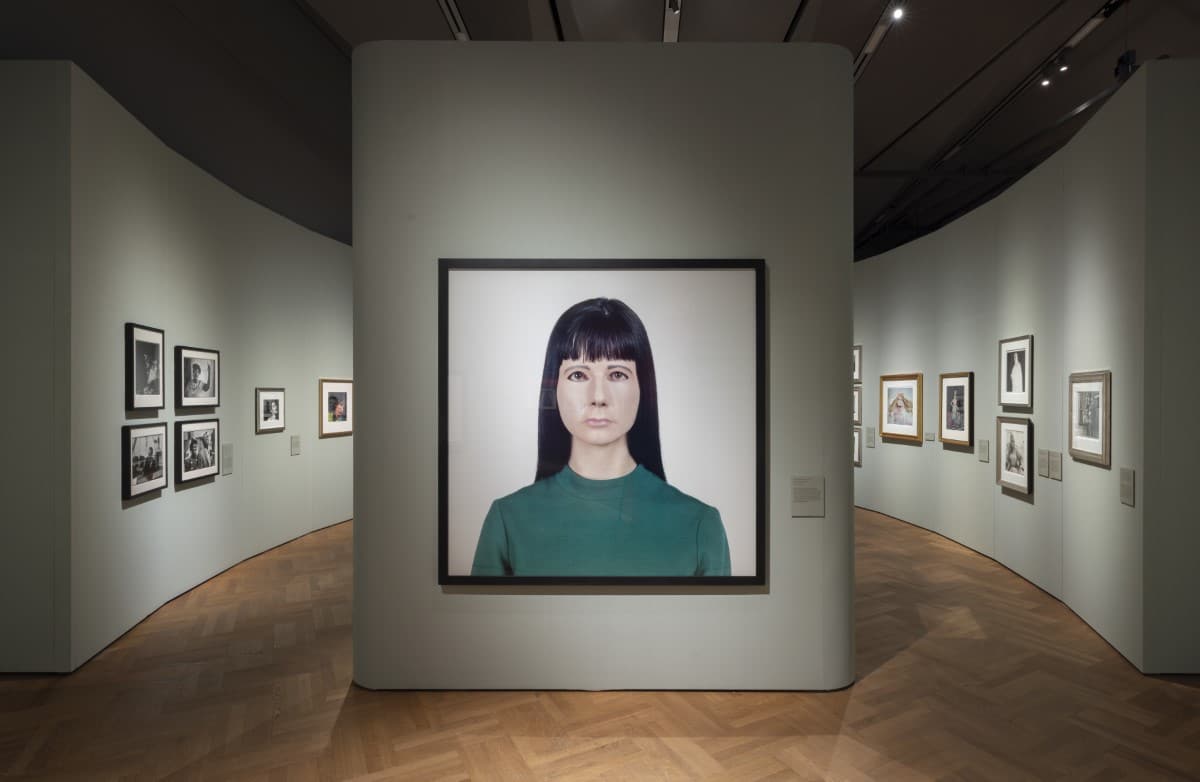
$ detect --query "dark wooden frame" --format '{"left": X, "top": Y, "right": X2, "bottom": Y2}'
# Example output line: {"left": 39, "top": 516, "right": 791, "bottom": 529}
{"left": 176, "top": 418, "right": 220, "bottom": 484}
{"left": 938, "top": 371, "right": 974, "bottom": 446}
{"left": 998, "top": 334, "right": 1033, "bottom": 411}
{"left": 175, "top": 345, "right": 220, "bottom": 408}
{"left": 125, "top": 323, "right": 165, "bottom": 410}
{"left": 852, "top": 384, "right": 863, "bottom": 426}
{"left": 122, "top": 422, "right": 168, "bottom": 499}
{"left": 437, "top": 258, "right": 767, "bottom": 587}
{"left": 255, "top": 387, "right": 286, "bottom": 434}
{"left": 853, "top": 426, "right": 863, "bottom": 467}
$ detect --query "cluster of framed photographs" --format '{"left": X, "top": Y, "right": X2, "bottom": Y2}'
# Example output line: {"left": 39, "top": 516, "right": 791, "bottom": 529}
{"left": 852, "top": 345, "right": 863, "bottom": 467}
{"left": 864, "top": 332, "right": 1112, "bottom": 497}
{"left": 122, "top": 322, "right": 355, "bottom": 500}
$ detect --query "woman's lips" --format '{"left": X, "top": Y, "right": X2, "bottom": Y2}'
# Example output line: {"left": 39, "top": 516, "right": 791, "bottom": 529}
{"left": 585, "top": 418, "right": 612, "bottom": 426}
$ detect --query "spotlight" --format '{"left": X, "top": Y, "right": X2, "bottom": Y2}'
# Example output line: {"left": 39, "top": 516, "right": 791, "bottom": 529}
{"left": 892, "top": 7, "right": 904, "bottom": 21}
{"left": 1059, "top": 64, "right": 1069, "bottom": 72}
{"left": 668, "top": 0, "right": 681, "bottom": 13}
{"left": 1040, "top": 78, "right": 1051, "bottom": 87}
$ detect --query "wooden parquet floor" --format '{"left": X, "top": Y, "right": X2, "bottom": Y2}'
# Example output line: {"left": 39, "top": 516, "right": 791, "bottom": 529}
{"left": 2, "top": 510, "right": 1199, "bottom": 781}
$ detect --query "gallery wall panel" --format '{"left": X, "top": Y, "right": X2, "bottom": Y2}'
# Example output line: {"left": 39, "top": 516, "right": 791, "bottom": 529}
{"left": 851, "top": 65, "right": 1192, "bottom": 671}
{"left": 353, "top": 42, "right": 853, "bottom": 690}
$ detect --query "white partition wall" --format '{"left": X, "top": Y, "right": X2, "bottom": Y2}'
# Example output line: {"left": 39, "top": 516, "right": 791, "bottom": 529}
{"left": 353, "top": 42, "right": 854, "bottom": 690}
{"left": 854, "top": 60, "right": 1200, "bottom": 674}
{"left": 0, "top": 62, "right": 354, "bottom": 672}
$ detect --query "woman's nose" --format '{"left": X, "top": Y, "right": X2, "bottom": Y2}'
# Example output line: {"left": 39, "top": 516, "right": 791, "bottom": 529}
{"left": 590, "top": 379, "right": 608, "bottom": 405}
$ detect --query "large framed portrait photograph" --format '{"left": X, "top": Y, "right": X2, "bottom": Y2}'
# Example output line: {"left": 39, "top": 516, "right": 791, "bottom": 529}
{"left": 938, "top": 371, "right": 973, "bottom": 446}
{"left": 998, "top": 334, "right": 1033, "bottom": 409}
{"left": 997, "top": 416, "right": 1032, "bottom": 493}
{"left": 439, "top": 259, "right": 766, "bottom": 585}
{"left": 879, "top": 373, "right": 922, "bottom": 444}
{"left": 176, "top": 346, "right": 220, "bottom": 408}
{"left": 176, "top": 419, "right": 219, "bottom": 484}
{"left": 125, "top": 323, "right": 164, "bottom": 410}
{"left": 255, "top": 387, "right": 286, "bottom": 434}
{"left": 319, "top": 378, "right": 353, "bottom": 438}
{"left": 1069, "top": 370, "right": 1111, "bottom": 467}
{"left": 122, "top": 422, "right": 167, "bottom": 499}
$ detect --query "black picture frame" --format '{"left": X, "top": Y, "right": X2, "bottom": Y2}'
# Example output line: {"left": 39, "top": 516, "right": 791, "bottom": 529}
{"left": 125, "top": 323, "right": 165, "bottom": 410}
{"left": 176, "top": 418, "right": 220, "bottom": 484}
{"left": 176, "top": 345, "right": 220, "bottom": 409}
{"left": 255, "top": 387, "right": 286, "bottom": 434}
{"left": 438, "top": 258, "right": 767, "bottom": 587}
{"left": 122, "top": 422, "right": 168, "bottom": 499}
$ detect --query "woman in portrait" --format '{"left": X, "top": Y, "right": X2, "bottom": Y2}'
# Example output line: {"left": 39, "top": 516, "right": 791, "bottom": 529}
{"left": 470, "top": 297, "right": 731, "bottom": 577}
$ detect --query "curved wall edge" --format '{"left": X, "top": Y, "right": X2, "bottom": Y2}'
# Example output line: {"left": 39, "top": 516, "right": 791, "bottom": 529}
{"left": 854, "top": 59, "right": 1200, "bottom": 674}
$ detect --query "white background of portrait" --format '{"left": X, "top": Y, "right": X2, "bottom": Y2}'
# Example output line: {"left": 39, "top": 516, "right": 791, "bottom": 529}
{"left": 446, "top": 266, "right": 758, "bottom": 577}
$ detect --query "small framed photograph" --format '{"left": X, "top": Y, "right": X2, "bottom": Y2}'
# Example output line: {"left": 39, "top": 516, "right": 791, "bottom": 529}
{"left": 122, "top": 422, "right": 167, "bottom": 499}
{"left": 177, "top": 419, "right": 220, "bottom": 484}
{"left": 997, "top": 416, "right": 1032, "bottom": 493}
{"left": 319, "top": 378, "right": 353, "bottom": 438}
{"left": 1069, "top": 370, "right": 1111, "bottom": 467}
{"left": 879, "top": 372, "right": 922, "bottom": 444}
{"left": 853, "top": 426, "right": 863, "bottom": 467}
{"left": 852, "top": 385, "right": 863, "bottom": 426}
{"left": 126, "top": 323, "right": 165, "bottom": 410}
{"left": 255, "top": 387, "right": 286, "bottom": 434}
{"left": 938, "top": 371, "right": 973, "bottom": 446}
{"left": 998, "top": 334, "right": 1033, "bottom": 409}
{"left": 852, "top": 344, "right": 863, "bottom": 383}
{"left": 176, "top": 346, "right": 220, "bottom": 408}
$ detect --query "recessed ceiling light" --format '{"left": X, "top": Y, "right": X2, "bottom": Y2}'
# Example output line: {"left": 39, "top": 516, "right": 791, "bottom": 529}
{"left": 1059, "top": 64, "right": 1069, "bottom": 72}
{"left": 1041, "top": 78, "right": 1052, "bottom": 87}
{"left": 892, "top": 7, "right": 904, "bottom": 21}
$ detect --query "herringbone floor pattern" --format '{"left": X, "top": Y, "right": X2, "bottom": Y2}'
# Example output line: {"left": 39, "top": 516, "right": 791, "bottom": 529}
{"left": 2, "top": 510, "right": 1198, "bottom": 780}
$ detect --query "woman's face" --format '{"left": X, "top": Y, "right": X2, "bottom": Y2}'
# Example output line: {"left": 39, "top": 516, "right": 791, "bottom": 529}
{"left": 556, "top": 357, "right": 640, "bottom": 448}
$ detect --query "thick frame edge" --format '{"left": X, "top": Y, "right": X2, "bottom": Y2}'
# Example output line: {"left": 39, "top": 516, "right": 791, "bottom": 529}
{"left": 318, "top": 378, "right": 354, "bottom": 439}
{"left": 126, "top": 322, "right": 165, "bottom": 411}
{"left": 879, "top": 372, "right": 923, "bottom": 444}
{"left": 175, "top": 344, "right": 221, "bottom": 409}
{"left": 1067, "top": 370, "right": 1112, "bottom": 467}
{"left": 123, "top": 422, "right": 168, "bottom": 499}
{"left": 254, "top": 387, "right": 287, "bottom": 434}
{"left": 436, "top": 258, "right": 768, "bottom": 586}
{"left": 176, "top": 418, "right": 220, "bottom": 484}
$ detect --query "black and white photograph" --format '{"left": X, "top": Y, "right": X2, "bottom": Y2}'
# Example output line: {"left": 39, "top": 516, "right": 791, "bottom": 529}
{"left": 122, "top": 422, "right": 168, "bottom": 499}
{"left": 938, "top": 371, "right": 973, "bottom": 446}
{"left": 853, "top": 426, "right": 863, "bottom": 467}
{"left": 255, "top": 387, "right": 286, "bottom": 434}
{"left": 1069, "top": 370, "right": 1111, "bottom": 467}
{"left": 125, "top": 323, "right": 165, "bottom": 410}
{"left": 997, "top": 416, "right": 1032, "bottom": 494}
{"left": 852, "top": 385, "right": 863, "bottom": 426}
{"left": 852, "top": 344, "right": 863, "bottom": 383}
{"left": 879, "top": 373, "right": 922, "bottom": 444}
{"left": 176, "top": 419, "right": 220, "bottom": 484}
{"left": 319, "top": 378, "right": 353, "bottom": 437}
{"left": 176, "top": 346, "right": 220, "bottom": 408}
{"left": 998, "top": 334, "right": 1033, "bottom": 409}
{"left": 439, "top": 259, "right": 766, "bottom": 586}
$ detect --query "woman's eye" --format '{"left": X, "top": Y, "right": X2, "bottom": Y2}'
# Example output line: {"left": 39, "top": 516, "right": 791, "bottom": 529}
{"left": 567, "top": 370, "right": 588, "bottom": 381}
{"left": 609, "top": 370, "right": 629, "bottom": 381}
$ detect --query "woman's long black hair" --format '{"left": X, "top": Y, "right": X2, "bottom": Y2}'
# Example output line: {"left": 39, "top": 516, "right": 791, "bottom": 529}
{"left": 535, "top": 297, "right": 664, "bottom": 482}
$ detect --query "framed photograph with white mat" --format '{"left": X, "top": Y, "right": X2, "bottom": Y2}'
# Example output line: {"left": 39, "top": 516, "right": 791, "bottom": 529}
{"left": 997, "top": 416, "right": 1032, "bottom": 494}
{"left": 938, "top": 371, "right": 973, "bottom": 446}
{"left": 879, "top": 372, "right": 922, "bottom": 444}
{"left": 1068, "top": 370, "right": 1110, "bottom": 467}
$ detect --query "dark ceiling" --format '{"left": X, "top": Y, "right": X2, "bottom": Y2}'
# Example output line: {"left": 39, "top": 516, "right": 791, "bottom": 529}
{"left": 3, "top": 0, "right": 1197, "bottom": 258}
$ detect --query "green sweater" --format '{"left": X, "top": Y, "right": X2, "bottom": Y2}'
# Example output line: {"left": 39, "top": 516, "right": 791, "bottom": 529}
{"left": 470, "top": 465, "right": 731, "bottom": 577}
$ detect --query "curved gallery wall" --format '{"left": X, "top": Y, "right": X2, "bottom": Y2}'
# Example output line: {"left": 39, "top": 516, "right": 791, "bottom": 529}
{"left": 353, "top": 42, "right": 854, "bottom": 690}
{"left": 0, "top": 62, "right": 353, "bottom": 672}
{"left": 853, "top": 60, "right": 1200, "bottom": 674}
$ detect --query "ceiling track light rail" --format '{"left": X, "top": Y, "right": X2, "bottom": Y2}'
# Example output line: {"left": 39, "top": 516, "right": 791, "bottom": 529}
{"left": 437, "top": 0, "right": 470, "bottom": 41}
{"left": 852, "top": 3, "right": 904, "bottom": 83}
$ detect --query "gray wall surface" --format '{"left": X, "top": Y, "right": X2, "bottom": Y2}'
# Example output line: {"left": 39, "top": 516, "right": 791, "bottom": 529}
{"left": 65, "top": 65, "right": 354, "bottom": 670}
{"left": 0, "top": 62, "right": 72, "bottom": 672}
{"left": 1143, "top": 61, "right": 1200, "bottom": 673}
{"left": 353, "top": 42, "right": 854, "bottom": 690}
{"left": 855, "top": 62, "right": 1199, "bottom": 673}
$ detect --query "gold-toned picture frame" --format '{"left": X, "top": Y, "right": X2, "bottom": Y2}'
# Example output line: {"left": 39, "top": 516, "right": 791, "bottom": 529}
{"left": 879, "top": 372, "right": 922, "bottom": 444}
{"left": 1068, "top": 370, "right": 1111, "bottom": 467}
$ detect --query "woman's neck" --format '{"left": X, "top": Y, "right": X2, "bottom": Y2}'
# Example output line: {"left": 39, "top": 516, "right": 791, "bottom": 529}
{"left": 567, "top": 440, "right": 637, "bottom": 480}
